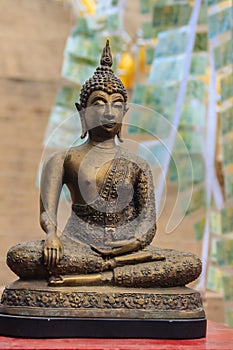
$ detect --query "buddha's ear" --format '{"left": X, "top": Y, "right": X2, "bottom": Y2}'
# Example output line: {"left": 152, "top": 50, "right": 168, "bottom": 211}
{"left": 75, "top": 102, "right": 82, "bottom": 113}
{"left": 75, "top": 103, "right": 87, "bottom": 139}
{"left": 123, "top": 104, "right": 129, "bottom": 118}
{"left": 117, "top": 129, "right": 123, "bottom": 143}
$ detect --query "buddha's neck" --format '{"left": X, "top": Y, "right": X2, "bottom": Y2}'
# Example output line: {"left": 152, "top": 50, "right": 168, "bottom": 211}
{"left": 88, "top": 136, "right": 117, "bottom": 149}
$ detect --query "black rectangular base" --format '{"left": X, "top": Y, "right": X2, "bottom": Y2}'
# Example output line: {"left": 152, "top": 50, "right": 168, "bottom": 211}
{"left": 0, "top": 314, "right": 207, "bottom": 339}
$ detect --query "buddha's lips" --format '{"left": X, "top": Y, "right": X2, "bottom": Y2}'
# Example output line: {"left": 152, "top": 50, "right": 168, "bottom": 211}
{"left": 102, "top": 122, "right": 117, "bottom": 129}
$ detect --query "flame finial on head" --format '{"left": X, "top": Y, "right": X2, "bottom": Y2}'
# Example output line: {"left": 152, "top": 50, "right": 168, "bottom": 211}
{"left": 100, "top": 39, "right": 113, "bottom": 67}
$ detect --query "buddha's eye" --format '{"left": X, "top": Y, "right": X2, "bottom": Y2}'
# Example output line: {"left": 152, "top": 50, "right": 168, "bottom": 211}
{"left": 112, "top": 102, "right": 123, "bottom": 109}
{"left": 93, "top": 100, "right": 105, "bottom": 108}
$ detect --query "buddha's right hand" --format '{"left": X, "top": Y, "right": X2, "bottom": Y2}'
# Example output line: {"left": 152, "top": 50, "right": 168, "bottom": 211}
{"left": 43, "top": 233, "right": 64, "bottom": 271}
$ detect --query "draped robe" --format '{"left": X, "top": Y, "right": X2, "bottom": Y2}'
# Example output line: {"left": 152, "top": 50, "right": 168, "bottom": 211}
{"left": 7, "top": 148, "right": 202, "bottom": 287}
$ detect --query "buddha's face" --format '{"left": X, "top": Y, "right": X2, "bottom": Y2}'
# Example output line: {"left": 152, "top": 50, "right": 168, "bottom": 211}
{"left": 84, "top": 91, "right": 126, "bottom": 140}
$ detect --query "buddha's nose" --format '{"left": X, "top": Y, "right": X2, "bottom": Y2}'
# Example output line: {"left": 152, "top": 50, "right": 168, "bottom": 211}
{"left": 104, "top": 104, "right": 114, "bottom": 120}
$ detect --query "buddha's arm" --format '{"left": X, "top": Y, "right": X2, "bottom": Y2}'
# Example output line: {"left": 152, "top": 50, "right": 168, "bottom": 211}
{"left": 40, "top": 152, "right": 65, "bottom": 269}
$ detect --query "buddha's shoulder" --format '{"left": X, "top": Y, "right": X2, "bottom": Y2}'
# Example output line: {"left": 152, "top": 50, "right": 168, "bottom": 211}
{"left": 43, "top": 149, "right": 67, "bottom": 166}
{"left": 47, "top": 143, "right": 88, "bottom": 161}
{"left": 65, "top": 143, "right": 87, "bottom": 158}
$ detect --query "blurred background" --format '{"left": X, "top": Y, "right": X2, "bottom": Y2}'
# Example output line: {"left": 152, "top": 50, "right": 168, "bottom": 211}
{"left": 0, "top": 0, "right": 232, "bottom": 327}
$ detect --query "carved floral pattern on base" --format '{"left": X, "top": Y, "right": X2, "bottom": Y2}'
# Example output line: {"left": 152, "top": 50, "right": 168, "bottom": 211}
{"left": 1, "top": 288, "right": 203, "bottom": 311}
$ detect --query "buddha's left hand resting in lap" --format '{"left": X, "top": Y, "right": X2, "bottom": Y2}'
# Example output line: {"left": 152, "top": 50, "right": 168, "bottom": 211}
{"left": 7, "top": 41, "right": 202, "bottom": 287}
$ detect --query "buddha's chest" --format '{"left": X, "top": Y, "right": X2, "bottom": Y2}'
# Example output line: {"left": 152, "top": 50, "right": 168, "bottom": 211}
{"left": 66, "top": 149, "right": 137, "bottom": 206}
{"left": 78, "top": 159, "right": 113, "bottom": 194}
{"left": 67, "top": 152, "right": 118, "bottom": 203}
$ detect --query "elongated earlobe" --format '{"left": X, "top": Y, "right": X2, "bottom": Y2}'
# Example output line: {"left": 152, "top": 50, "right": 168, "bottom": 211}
{"left": 80, "top": 115, "right": 87, "bottom": 139}
{"left": 117, "top": 128, "right": 123, "bottom": 143}
{"left": 75, "top": 103, "right": 88, "bottom": 139}
{"left": 81, "top": 130, "right": 87, "bottom": 139}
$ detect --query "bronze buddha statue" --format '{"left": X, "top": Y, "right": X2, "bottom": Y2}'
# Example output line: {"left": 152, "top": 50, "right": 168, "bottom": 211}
{"left": 0, "top": 42, "right": 207, "bottom": 339}
{"left": 6, "top": 41, "right": 201, "bottom": 288}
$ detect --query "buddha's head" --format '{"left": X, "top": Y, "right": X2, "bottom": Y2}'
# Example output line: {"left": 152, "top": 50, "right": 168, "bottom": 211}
{"left": 75, "top": 40, "right": 128, "bottom": 142}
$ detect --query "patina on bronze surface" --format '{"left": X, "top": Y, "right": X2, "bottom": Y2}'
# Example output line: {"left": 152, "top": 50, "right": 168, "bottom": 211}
{"left": 1, "top": 40, "right": 206, "bottom": 338}
{"left": 0, "top": 280, "right": 205, "bottom": 319}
